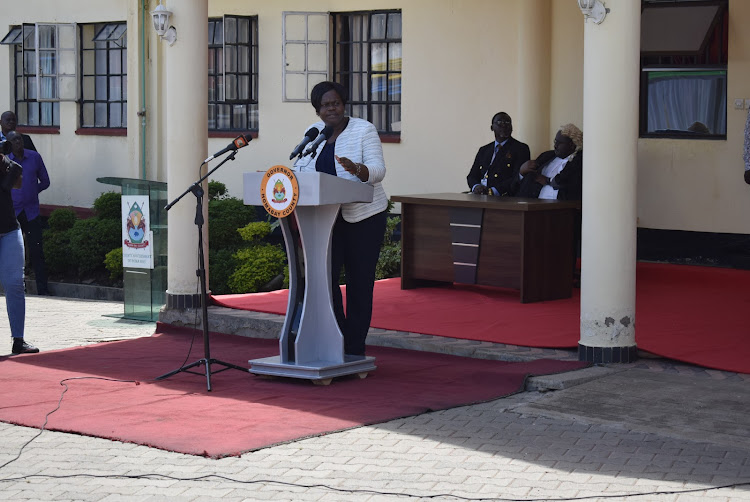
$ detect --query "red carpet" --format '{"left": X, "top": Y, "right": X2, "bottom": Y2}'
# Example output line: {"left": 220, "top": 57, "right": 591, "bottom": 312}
{"left": 213, "top": 262, "right": 750, "bottom": 374}
{"left": 0, "top": 324, "right": 588, "bottom": 458}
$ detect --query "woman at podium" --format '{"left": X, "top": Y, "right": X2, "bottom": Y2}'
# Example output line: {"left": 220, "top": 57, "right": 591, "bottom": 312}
{"left": 293, "top": 81, "right": 388, "bottom": 356}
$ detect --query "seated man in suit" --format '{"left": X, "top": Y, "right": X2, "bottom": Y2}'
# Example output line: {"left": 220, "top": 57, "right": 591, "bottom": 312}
{"left": 513, "top": 123, "right": 583, "bottom": 201}
{"left": 467, "top": 112, "right": 530, "bottom": 196}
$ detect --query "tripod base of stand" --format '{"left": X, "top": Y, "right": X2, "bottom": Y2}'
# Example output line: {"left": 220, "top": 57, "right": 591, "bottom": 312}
{"left": 156, "top": 358, "right": 250, "bottom": 391}
{"left": 249, "top": 354, "right": 376, "bottom": 384}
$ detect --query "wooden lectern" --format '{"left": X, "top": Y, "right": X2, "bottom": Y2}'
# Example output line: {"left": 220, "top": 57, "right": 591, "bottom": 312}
{"left": 243, "top": 171, "right": 376, "bottom": 384}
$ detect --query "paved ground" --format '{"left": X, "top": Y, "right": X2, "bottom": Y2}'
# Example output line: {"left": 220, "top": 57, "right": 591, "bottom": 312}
{"left": 1, "top": 295, "right": 750, "bottom": 501}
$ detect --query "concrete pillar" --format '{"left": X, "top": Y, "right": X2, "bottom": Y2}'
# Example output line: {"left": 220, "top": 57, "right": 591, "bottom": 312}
{"left": 164, "top": 0, "right": 208, "bottom": 309}
{"left": 579, "top": 1, "right": 640, "bottom": 363}
{"left": 517, "top": 0, "right": 551, "bottom": 155}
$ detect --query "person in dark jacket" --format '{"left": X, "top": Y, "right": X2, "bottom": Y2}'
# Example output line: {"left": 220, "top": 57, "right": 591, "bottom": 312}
{"left": 514, "top": 123, "right": 583, "bottom": 201}
{"left": 467, "top": 112, "right": 530, "bottom": 196}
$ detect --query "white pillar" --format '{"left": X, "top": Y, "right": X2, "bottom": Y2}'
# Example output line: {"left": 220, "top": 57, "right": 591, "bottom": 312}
{"left": 579, "top": 1, "right": 640, "bottom": 363}
{"left": 517, "top": 0, "right": 551, "bottom": 155}
{"left": 164, "top": 0, "right": 208, "bottom": 308}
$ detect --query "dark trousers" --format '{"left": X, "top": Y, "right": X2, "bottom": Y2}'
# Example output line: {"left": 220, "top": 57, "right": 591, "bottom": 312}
{"left": 17, "top": 210, "right": 48, "bottom": 295}
{"left": 330, "top": 210, "right": 387, "bottom": 356}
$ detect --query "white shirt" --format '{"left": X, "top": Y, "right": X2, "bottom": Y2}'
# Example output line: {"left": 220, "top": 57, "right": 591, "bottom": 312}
{"left": 538, "top": 154, "right": 573, "bottom": 200}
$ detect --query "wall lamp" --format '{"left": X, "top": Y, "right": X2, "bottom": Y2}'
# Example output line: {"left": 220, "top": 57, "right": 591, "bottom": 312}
{"left": 151, "top": 2, "right": 177, "bottom": 45}
{"left": 578, "top": 0, "right": 608, "bottom": 24}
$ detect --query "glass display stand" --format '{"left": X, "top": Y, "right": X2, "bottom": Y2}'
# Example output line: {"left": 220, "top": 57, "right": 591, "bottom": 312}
{"left": 97, "top": 177, "right": 168, "bottom": 321}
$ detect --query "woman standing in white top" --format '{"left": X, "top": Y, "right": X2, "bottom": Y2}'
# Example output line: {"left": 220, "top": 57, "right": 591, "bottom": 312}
{"left": 294, "top": 81, "right": 388, "bottom": 356}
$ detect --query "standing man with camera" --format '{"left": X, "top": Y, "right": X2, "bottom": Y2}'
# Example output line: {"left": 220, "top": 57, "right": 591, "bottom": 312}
{"left": 0, "top": 111, "right": 36, "bottom": 152}
{"left": 7, "top": 131, "right": 50, "bottom": 296}
{"left": 0, "top": 146, "right": 39, "bottom": 354}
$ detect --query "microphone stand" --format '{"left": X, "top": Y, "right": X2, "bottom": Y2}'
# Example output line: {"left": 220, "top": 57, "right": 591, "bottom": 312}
{"left": 156, "top": 149, "right": 249, "bottom": 391}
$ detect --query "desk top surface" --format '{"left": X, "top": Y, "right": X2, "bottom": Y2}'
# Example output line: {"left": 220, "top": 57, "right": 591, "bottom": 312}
{"left": 391, "top": 193, "right": 580, "bottom": 211}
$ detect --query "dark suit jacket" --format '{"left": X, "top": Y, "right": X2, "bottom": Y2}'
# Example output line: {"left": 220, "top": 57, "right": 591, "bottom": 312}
{"left": 467, "top": 137, "right": 530, "bottom": 196}
{"left": 513, "top": 150, "right": 583, "bottom": 201}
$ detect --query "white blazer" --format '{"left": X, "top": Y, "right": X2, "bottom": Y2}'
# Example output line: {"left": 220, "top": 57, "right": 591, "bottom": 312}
{"left": 293, "top": 117, "right": 388, "bottom": 223}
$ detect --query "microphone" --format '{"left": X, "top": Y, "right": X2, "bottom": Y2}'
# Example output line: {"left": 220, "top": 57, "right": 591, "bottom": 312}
{"left": 289, "top": 127, "right": 319, "bottom": 160}
{"left": 303, "top": 126, "right": 333, "bottom": 159}
{"left": 203, "top": 133, "right": 252, "bottom": 164}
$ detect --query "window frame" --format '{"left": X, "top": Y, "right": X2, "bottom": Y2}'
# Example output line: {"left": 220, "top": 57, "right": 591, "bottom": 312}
{"left": 78, "top": 22, "right": 128, "bottom": 131}
{"left": 208, "top": 14, "right": 259, "bottom": 133}
{"left": 331, "top": 9, "right": 402, "bottom": 136}
{"left": 639, "top": 0, "right": 728, "bottom": 140}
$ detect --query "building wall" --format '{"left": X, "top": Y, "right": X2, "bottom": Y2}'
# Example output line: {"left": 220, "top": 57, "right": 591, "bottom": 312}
{"left": 2, "top": 0, "right": 748, "bottom": 234}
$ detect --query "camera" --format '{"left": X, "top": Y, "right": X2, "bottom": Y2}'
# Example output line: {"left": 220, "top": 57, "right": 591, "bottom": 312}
{"left": 0, "top": 139, "right": 10, "bottom": 155}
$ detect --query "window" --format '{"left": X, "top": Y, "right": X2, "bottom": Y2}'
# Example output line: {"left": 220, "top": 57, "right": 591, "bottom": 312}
{"left": 332, "top": 10, "right": 402, "bottom": 134}
{"left": 1, "top": 24, "right": 74, "bottom": 127}
{"left": 208, "top": 15, "right": 258, "bottom": 132}
{"left": 79, "top": 23, "right": 127, "bottom": 129}
{"left": 282, "top": 12, "right": 329, "bottom": 102}
{"left": 640, "top": 0, "right": 727, "bottom": 138}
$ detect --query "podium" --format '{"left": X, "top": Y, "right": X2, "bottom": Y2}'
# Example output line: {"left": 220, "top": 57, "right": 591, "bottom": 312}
{"left": 243, "top": 171, "right": 376, "bottom": 383}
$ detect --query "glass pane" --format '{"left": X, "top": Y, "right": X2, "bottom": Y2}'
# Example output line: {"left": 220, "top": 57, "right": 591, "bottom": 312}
{"left": 122, "top": 105, "right": 126, "bottom": 127}
{"left": 371, "top": 14, "right": 386, "bottom": 39}
{"left": 238, "top": 18, "right": 250, "bottom": 43}
{"left": 111, "top": 24, "right": 127, "bottom": 42}
{"left": 81, "top": 25, "right": 96, "bottom": 50}
{"left": 53, "top": 102, "right": 59, "bottom": 126}
{"left": 15, "top": 48, "right": 22, "bottom": 74}
{"left": 226, "top": 74, "right": 237, "bottom": 100}
{"left": 96, "top": 76, "right": 107, "bottom": 100}
{"left": 1, "top": 26, "right": 22, "bottom": 45}
{"left": 216, "top": 47, "right": 224, "bottom": 73}
{"left": 110, "top": 76, "right": 122, "bottom": 101}
{"left": 95, "top": 48, "right": 107, "bottom": 74}
{"left": 23, "top": 25, "right": 35, "bottom": 49}
{"left": 351, "top": 73, "right": 362, "bottom": 101}
{"left": 213, "top": 20, "right": 224, "bottom": 46}
{"left": 40, "top": 76, "right": 56, "bottom": 99}
{"left": 238, "top": 45, "right": 249, "bottom": 73}
{"left": 307, "top": 43, "right": 326, "bottom": 72}
{"left": 109, "top": 102, "right": 122, "bottom": 127}
{"left": 388, "top": 43, "right": 402, "bottom": 71}
{"left": 27, "top": 104, "right": 39, "bottom": 126}
{"left": 225, "top": 45, "right": 237, "bottom": 72}
{"left": 94, "top": 24, "right": 116, "bottom": 42}
{"left": 371, "top": 43, "right": 387, "bottom": 72}
{"left": 218, "top": 104, "right": 230, "bottom": 129}
{"left": 371, "top": 104, "right": 386, "bottom": 131}
{"left": 24, "top": 50, "right": 36, "bottom": 74}
{"left": 285, "top": 14, "right": 306, "bottom": 40}
{"left": 390, "top": 104, "right": 401, "bottom": 132}
{"left": 26, "top": 77, "right": 37, "bottom": 99}
{"left": 122, "top": 76, "right": 127, "bottom": 100}
{"left": 82, "top": 49, "right": 95, "bottom": 75}
{"left": 208, "top": 76, "right": 216, "bottom": 101}
{"left": 122, "top": 48, "right": 127, "bottom": 71}
{"left": 39, "top": 50, "right": 56, "bottom": 74}
{"left": 217, "top": 75, "right": 224, "bottom": 101}
{"left": 83, "top": 76, "right": 95, "bottom": 98}
{"left": 207, "top": 47, "right": 216, "bottom": 73}
{"left": 83, "top": 102, "right": 94, "bottom": 127}
{"left": 208, "top": 103, "right": 217, "bottom": 129}
{"left": 224, "top": 17, "right": 236, "bottom": 44}
{"left": 644, "top": 70, "right": 727, "bottom": 135}
{"left": 387, "top": 13, "right": 402, "bottom": 39}
{"left": 41, "top": 101, "right": 54, "bottom": 126}
{"left": 95, "top": 102, "right": 107, "bottom": 127}
{"left": 208, "top": 20, "right": 218, "bottom": 45}
{"left": 370, "top": 74, "right": 387, "bottom": 101}
{"left": 239, "top": 75, "right": 249, "bottom": 100}
{"left": 109, "top": 49, "right": 121, "bottom": 74}
{"left": 38, "top": 25, "right": 56, "bottom": 49}
{"left": 388, "top": 75, "right": 401, "bottom": 102}
{"left": 232, "top": 104, "right": 247, "bottom": 129}
{"left": 59, "top": 49, "right": 75, "bottom": 75}
{"left": 17, "top": 103, "right": 27, "bottom": 124}
{"left": 351, "top": 104, "right": 367, "bottom": 121}
{"left": 58, "top": 24, "right": 75, "bottom": 49}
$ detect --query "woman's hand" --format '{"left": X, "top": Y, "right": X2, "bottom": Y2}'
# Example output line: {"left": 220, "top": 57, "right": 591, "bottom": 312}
{"left": 335, "top": 155, "right": 368, "bottom": 181}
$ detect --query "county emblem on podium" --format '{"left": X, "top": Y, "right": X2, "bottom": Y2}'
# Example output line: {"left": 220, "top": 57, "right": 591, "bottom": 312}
{"left": 260, "top": 165, "right": 299, "bottom": 218}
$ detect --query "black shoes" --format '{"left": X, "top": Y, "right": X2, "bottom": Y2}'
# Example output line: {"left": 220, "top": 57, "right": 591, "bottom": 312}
{"left": 11, "top": 338, "right": 39, "bottom": 355}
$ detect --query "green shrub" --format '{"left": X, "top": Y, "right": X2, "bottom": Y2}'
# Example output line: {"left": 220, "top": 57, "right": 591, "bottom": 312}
{"left": 104, "top": 247, "right": 123, "bottom": 280}
{"left": 228, "top": 243, "right": 287, "bottom": 293}
{"left": 208, "top": 197, "right": 256, "bottom": 249}
{"left": 208, "top": 247, "right": 239, "bottom": 295}
{"left": 47, "top": 208, "right": 77, "bottom": 232}
{"left": 375, "top": 215, "right": 401, "bottom": 280}
{"left": 93, "top": 191, "right": 122, "bottom": 220}
{"left": 208, "top": 180, "right": 228, "bottom": 201}
{"left": 69, "top": 218, "right": 122, "bottom": 275}
{"left": 237, "top": 220, "right": 272, "bottom": 242}
{"left": 43, "top": 229, "right": 74, "bottom": 276}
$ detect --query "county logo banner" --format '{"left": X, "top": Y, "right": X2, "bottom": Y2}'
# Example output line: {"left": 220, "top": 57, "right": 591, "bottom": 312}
{"left": 260, "top": 165, "right": 299, "bottom": 218}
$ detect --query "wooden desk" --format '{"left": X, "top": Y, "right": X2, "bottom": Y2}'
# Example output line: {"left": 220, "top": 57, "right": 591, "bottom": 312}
{"left": 391, "top": 193, "right": 580, "bottom": 303}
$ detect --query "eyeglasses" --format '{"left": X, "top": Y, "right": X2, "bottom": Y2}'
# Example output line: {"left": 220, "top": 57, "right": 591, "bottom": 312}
{"left": 493, "top": 120, "right": 512, "bottom": 125}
